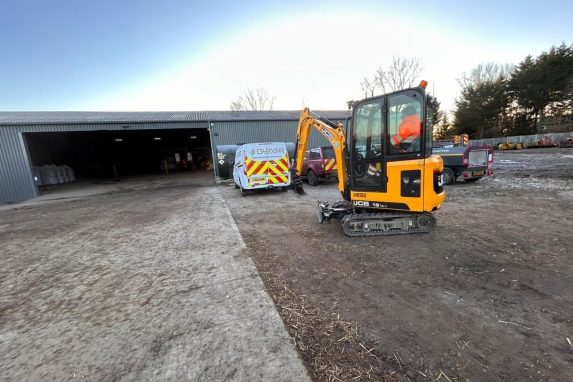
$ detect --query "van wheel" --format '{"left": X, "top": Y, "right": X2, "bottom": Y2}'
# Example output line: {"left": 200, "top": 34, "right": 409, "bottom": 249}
{"left": 280, "top": 186, "right": 288, "bottom": 192}
{"left": 307, "top": 170, "right": 318, "bottom": 186}
{"left": 239, "top": 182, "right": 248, "bottom": 196}
{"left": 443, "top": 168, "right": 455, "bottom": 185}
{"left": 234, "top": 183, "right": 240, "bottom": 189}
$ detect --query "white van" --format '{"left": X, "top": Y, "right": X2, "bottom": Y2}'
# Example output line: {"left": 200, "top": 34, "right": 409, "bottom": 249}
{"left": 233, "top": 142, "right": 291, "bottom": 195}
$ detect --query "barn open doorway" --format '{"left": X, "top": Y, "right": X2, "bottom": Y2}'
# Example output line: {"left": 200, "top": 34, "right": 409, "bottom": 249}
{"left": 24, "top": 128, "right": 213, "bottom": 197}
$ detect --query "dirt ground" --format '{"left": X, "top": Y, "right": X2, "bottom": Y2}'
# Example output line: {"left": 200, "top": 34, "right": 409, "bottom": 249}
{"left": 0, "top": 172, "right": 309, "bottom": 382}
{"left": 220, "top": 148, "right": 573, "bottom": 381}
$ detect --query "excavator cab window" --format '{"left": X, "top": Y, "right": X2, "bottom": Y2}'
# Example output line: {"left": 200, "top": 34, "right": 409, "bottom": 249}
{"left": 351, "top": 99, "right": 386, "bottom": 189}
{"left": 388, "top": 92, "right": 423, "bottom": 156}
{"left": 426, "top": 104, "right": 434, "bottom": 155}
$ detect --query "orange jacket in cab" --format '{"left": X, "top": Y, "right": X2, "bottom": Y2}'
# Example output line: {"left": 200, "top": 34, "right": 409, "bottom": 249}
{"left": 392, "top": 115, "right": 421, "bottom": 146}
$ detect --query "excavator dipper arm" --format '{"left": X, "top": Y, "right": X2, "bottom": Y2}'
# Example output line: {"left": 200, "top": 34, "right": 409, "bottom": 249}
{"left": 292, "top": 108, "right": 347, "bottom": 195}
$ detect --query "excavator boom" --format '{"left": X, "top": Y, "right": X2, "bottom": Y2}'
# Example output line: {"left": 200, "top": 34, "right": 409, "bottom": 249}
{"left": 292, "top": 108, "right": 347, "bottom": 195}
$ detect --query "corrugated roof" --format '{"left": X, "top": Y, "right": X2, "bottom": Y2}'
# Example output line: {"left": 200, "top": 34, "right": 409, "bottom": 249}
{"left": 0, "top": 110, "right": 351, "bottom": 125}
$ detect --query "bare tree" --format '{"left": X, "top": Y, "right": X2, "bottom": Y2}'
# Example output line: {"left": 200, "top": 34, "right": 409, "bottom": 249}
{"left": 360, "top": 76, "right": 377, "bottom": 98}
{"left": 457, "top": 62, "right": 513, "bottom": 90}
{"left": 359, "top": 58, "right": 423, "bottom": 98}
{"left": 374, "top": 57, "right": 423, "bottom": 93}
{"left": 230, "top": 88, "right": 275, "bottom": 111}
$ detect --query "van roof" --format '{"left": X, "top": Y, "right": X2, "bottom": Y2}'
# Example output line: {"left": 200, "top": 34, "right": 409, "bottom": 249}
{"left": 242, "top": 142, "right": 285, "bottom": 145}
{"left": 240, "top": 142, "right": 287, "bottom": 147}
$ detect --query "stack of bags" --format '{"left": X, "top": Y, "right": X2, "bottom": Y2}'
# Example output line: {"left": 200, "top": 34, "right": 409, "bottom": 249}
{"left": 34, "top": 164, "right": 76, "bottom": 186}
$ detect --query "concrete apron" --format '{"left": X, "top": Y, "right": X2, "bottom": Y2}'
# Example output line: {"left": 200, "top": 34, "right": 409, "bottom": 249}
{"left": 121, "top": 186, "right": 310, "bottom": 381}
{"left": 169, "top": 187, "right": 310, "bottom": 381}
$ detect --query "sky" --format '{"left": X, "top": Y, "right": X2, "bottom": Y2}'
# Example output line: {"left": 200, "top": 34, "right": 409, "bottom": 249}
{"left": 1, "top": 0, "right": 571, "bottom": 113}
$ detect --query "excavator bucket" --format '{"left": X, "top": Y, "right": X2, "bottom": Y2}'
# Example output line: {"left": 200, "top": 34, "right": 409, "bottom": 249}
{"left": 289, "top": 169, "right": 306, "bottom": 194}
{"left": 293, "top": 180, "right": 305, "bottom": 195}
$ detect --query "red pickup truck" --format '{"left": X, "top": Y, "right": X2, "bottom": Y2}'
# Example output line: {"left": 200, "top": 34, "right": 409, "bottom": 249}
{"left": 302, "top": 146, "right": 338, "bottom": 186}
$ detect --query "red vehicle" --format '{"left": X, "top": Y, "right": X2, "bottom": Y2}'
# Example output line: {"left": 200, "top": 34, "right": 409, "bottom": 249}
{"left": 302, "top": 146, "right": 338, "bottom": 186}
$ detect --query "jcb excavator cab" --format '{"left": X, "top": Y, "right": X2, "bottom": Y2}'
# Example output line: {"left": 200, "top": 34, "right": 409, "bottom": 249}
{"left": 292, "top": 82, "right": 445, "bottom": 236}
{"left": 347, "top": 86, "right": 444, "bottom": 214}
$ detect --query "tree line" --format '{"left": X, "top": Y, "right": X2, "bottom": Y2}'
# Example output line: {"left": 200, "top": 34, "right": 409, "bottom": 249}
{"left": 229, "top": 44, "right": 572, "bottom": 141}
{"left": 438, "top": 43, "right": 573, "bottom": 139}
{"left": 360, "top": 46, "right": 573, "bottom": 140}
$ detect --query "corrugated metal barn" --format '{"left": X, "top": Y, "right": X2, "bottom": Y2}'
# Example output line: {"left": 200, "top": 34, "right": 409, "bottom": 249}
{"left": 0, "top": 110, "right": 349, "bottom": 203}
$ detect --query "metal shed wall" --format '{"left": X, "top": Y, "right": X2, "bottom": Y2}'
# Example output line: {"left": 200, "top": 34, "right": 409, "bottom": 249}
{"left": 1, "top": 117, "right": 347, "bottom": 203}
{"left": 210, "top": 119, "right": 345, "bottom": 155}
{"left": 0, "top": 127, "right": 36, "bottom": 202}
{"left": 0, "top": 122, "right": 207, "bottom": 203}
{"left": 210, "top": 120, "right": 328, "bottom": 147}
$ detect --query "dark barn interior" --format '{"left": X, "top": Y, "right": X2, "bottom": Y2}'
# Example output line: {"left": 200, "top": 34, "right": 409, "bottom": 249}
{"left": 24, "top": 128, "right": 212, "bottom": 180}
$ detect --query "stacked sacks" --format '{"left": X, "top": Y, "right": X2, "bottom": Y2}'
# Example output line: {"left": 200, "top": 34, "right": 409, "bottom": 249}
{"left": 63, "top": 165, "right": 76, "bottom": 182}
{"left": 35, "top": 164, "right": 76, "bottom": 186}
{"left": 41, "top": 165, "right": 58, "bottom": 185}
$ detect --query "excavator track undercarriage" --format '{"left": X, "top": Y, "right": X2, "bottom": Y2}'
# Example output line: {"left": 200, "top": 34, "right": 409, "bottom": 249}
{"left": 317, "top": 201, "right": 436, "bottom": 237}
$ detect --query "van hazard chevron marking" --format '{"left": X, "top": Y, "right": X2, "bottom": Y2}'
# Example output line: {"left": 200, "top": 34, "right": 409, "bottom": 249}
{"left": 274, "top": 156, "right": 289, "bottom": 173}
{"left": 267, "top": 162, "right": 289, "bottom": 183}
{"left": 245, "top": 155, "right": 289, "bottom": 183}
{"left": 266, "top": 155, "right": 289, "bottom": 184}
{"left": 246, "top": 158, "right": 264, "bottom": 177}
{"left": 324, "top": 159, "right": 337, "bottom": 171}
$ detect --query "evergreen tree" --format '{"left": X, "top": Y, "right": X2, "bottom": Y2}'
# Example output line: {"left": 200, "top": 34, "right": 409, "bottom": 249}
{"left": 453, "top": 76, "right": 509, "bottom": 139}
{"left": 427, "top": 94, "right": 443, "bottom": 127}
{"left": 433, "top": 113, "right": 455, "bottom": 141}
{"left": 508, "top": 43, "right": 573, "bottom": 133}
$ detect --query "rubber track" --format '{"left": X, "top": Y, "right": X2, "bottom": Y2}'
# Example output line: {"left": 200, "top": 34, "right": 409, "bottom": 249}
{"left": 341, "top": 212, "right": 436, "bottom": 237}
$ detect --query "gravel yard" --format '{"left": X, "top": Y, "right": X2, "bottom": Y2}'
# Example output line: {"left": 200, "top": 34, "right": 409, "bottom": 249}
{"left": 220, "top": 148, "right": 573, "bottom": 381}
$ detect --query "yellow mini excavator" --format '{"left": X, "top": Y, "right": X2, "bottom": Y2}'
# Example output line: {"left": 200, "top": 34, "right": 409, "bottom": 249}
{"left": 291, "top": 81, "right": 446, "bottom": 236}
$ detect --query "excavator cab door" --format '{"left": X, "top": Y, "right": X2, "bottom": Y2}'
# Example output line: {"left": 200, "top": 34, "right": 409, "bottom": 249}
{"left": 350, "top": 99, "right": 387, "bottom": 192}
